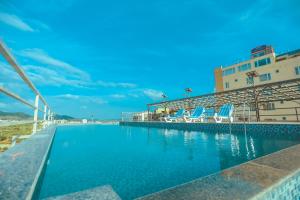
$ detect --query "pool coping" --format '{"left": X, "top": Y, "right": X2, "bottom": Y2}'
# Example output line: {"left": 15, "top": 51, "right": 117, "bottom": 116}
{"left": 43, "top": 185, "right": 121, "bottom": 200}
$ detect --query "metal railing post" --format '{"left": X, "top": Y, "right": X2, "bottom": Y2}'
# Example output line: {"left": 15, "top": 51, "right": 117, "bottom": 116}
{"left": 295, "top": 107, "right": 299, "bottom": 122}
{"left": 33, "top": 95, "right": 40, "bottom": 134}
{"left": 43, "top": 105, "right": 47, "bottom": 128}
{"left": 48, "top": 109, "right": 51, "bottom": 124}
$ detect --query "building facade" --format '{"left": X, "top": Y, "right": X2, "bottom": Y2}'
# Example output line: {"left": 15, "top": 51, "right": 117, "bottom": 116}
{"left": 214, "top": 45, "right": 300, "bottom": 122}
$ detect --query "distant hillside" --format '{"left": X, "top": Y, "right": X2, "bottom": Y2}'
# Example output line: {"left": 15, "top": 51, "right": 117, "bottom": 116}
{"left": 0, "top": 111, "right": 75, "bottom": 121}
{"left": 0, "top": 111, "right": 32, "bottom": 120}
{"left": 54, "top": 114, "right": 75, "bottom": 120}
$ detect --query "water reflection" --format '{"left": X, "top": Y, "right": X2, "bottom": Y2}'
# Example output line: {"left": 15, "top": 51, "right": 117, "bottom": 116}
{"left": 142, "top": 127, "right": 263, "bottom": 168}
{"left": 124, "top": 126, "right": 297, "bottom": 171}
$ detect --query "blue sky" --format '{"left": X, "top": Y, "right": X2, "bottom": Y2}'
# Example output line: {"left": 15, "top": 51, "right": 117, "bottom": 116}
{"left": 0, "top": 0, "right": 300, "bottom": 119}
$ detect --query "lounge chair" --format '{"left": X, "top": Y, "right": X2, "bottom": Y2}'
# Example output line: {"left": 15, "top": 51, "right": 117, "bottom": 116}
{"left": 164, "top": 109, "right": 186, "bottom": 122}
{"left": 183, "top": 106, "right": 205, "bottom": 122}
{"left": 214, "top": 104, "right": 234, "bottom": 123}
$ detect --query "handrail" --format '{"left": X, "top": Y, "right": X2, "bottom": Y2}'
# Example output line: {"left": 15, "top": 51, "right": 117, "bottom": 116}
{"left": 0, "top": 40, "right": 53, "bottom": 133}
{"left": 0, "top": 41, "right": 49, "bottom": 108}
{"left": 0, "top": 86, "right": 36, "bottom": 109}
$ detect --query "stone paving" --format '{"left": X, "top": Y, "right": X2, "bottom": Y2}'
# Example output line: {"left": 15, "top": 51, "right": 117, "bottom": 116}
{"left": 43, "top": 185, "right": 121, "bottom": 200}
{"left": 0, "top": 126, "right": 56, "bottom": 200}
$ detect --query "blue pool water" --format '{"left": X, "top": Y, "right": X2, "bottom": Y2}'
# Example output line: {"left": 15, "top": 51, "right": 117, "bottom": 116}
{"left": 37, "top": 125, "right": 299, "bottom": 199}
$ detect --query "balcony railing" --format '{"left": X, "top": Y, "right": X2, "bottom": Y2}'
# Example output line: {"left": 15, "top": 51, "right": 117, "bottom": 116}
{"left": 0, "top": 40, "right": 53, "bottom": 133}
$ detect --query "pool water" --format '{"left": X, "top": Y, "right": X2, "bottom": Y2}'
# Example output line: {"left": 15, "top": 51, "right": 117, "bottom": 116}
{"left": 37, "top": 125, "right": 299, "bottom": 199}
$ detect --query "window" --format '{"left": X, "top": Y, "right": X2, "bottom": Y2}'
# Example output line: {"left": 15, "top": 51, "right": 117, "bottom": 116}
{"left": 235, "top": 79, "right": 238, "bottom": 82}
{"left": 263, "top": 102, "right": 275, "bottom": 110}
{"left": 275, "top": 69, "right": 279, "bottom": 73}
{"left": 225, "top": 82, "right": 230, "bottom": 89}
{"left": 238, "top": 63, "right": 251, "bottom": 72}
{"left": 282, "top": 117, "right": 287, "bottom": 120}
{"left": 253, "top": 52, "right": 265, "bottom": 58}
{"left": 259, "top": 73, "right": 271, "bottom": 82}
{"left": 295, "top": 66, "right": 300, "bottom": 75}
{"left": 255, "top": 57, "right": 271, "bottom": 68}
{"left": 280, "top": 100, "right": 284, "bottom": 104}
{"left": 222, "top": 68, "right": 235, "bottom": 76}
{"left": 250, "top": 103, "right": 256, "bottom": 111}
{"left": 246, "top": 77, "right": 254, "bottom": 85}
{"left": 262, "top": 88, "right": 273, "bottom": 96}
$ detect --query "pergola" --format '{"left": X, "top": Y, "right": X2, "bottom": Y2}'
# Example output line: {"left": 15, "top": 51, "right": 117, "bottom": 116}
{"left": 147, "top": 78, "right": 300, "bottom": 121}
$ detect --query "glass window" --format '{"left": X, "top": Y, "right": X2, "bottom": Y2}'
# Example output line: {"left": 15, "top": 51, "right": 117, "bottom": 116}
{"left": 262, "top": 88, "right": 273, "bottom": 96}
{"left": 253, "top": 52, "right": 265, "bottom": 58}
{"left": 225, "top": 82, "right": 230, "bottom": 88}
{"left": 255, "top": 58, "right": 271, "bottom": 68}
{"left": 250, "top": 103, "right": 256, "bottom": 111}
{"left": 295, "top": 66, "right": 300, "bottom": 75}
{"left": 259, "top": 73, "right": 271, "bottom": 82}
{"left": 222, "top": 68, "right": 235, "bottom": 76}
{"left": 238, "top": 63, "right": 251, "bottom": 72}
{"left": 265, "top": 103, "right": 275, "bottom": 110}
{"left": 246, "top": 77, "right": 254, "bottom": 85}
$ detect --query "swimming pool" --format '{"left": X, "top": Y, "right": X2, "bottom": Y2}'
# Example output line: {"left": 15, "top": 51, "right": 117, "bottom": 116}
{"left": 36, "top": 125, "right": 300, "bottom": 199}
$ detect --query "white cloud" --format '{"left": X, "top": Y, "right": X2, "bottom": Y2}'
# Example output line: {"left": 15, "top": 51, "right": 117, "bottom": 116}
{"left": 55, "top": 94, "right": 80, "bottom": 100}
{"left": 19, "top": 48, "right": 90, "bottom": 80}
{"left": 110, "top": 94, "right": 126, "bottom": 99}
{"left": 143, "top": 89, "right": 163, "bottom": 100}
{"left": 53, "top": 94, "right": 107, "bottom": 105}
{"left": 0, "top": 12, "right": 34, "bottom": 32}
{"left": 128, "top": 93, "right": 139, "bottom": 98}
{"left": 23, "top": 65, "right": 89, "bottom": 88}
{"left": 30, "top": 19, "right": 51, "bottom": 31}
{"left": 97, "top": 80, "right": 136, "bottom": 88}
{"left": 0, "top": 102, "right": 7, "bottom": 108}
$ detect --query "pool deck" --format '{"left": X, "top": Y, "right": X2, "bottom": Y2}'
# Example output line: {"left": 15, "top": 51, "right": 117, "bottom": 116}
{"left": 0, "top": 125, "right": 56, "bottom": 200}
{"left": 44, "top": 185, "right": 121, "bottom": 200}
{"left": 136, "top": 144, "right": 300, "bottom": 200}
{"left": 1, "top": 122, "right": 300, "bottom": 200}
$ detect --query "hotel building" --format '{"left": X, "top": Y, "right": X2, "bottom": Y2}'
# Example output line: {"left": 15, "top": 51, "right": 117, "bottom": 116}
{"left": 214, "top": 45, "right": 300, "bottom": 121}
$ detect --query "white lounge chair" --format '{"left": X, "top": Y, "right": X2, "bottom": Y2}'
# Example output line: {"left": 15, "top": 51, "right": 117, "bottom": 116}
{"left": 164, "top": 109, "right": 186, "bottom": 122}
{"left": 214, "top": 104, "right": 234, "bottom": 123}
{"left": 184, "top": 107, "right": 205, "bottom": 122}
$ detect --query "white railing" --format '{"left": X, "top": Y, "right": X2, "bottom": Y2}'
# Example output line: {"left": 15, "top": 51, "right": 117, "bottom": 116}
{"left": 0, "top": 40, "right": 53, "bottom": 133}
{"left": 121, "top": 112, "right": 148, "bottom": 122}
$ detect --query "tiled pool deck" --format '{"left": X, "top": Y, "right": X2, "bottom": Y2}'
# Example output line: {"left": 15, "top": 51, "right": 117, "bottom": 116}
{"left": 44, "top": 185, "right": 121, "bottom": 200}
{"left": 0, "top": 126, "right": 56, "bottom": 200}
{"left": 1, "top": 122, "right": 300, "bottom": 200}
